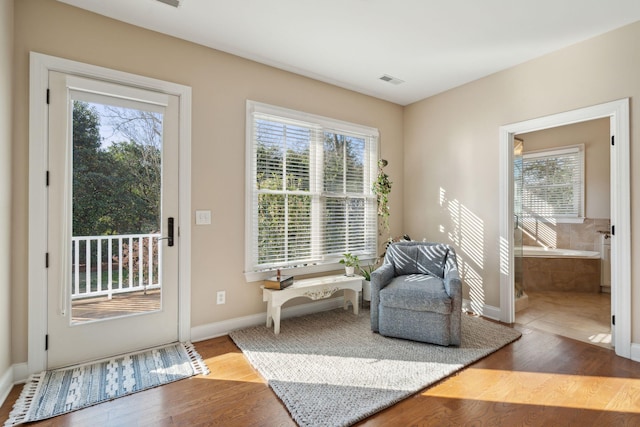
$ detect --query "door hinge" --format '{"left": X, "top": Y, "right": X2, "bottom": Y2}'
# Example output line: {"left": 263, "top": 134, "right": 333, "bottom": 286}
{"left": 611, "top": 135, "right": 615, "bottom": 146}
{"left": 45, "top": 252, "right": 49, "bottom": 268}
{"left": 45, "top": 334, "right": 49, "bottom": 351}
{"left": 612, "top": 315, "right": 615, "bottom": 326}
{"left": 46, "top": 89, "right": 50, "bottom": 105}
{"left": 611, "top": 225, "right": 615, "bottom": 236}
{"left": 46, "top": 171, "right": 50, "bottom": 186}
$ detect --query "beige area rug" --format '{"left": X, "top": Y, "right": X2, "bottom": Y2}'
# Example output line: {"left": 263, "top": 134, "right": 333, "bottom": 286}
{"left": 230, "top": 308, "right": 521, "bottom": 427}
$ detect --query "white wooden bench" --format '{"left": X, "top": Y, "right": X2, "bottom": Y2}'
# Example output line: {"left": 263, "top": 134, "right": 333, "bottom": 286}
{"left": 262, "top": 274, "right": 363, "bottom": 334}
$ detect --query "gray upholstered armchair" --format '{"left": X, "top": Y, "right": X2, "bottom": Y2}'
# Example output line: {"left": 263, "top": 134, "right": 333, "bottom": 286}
{"left": 370, "top": 241, "right": 462, "bottom": 346}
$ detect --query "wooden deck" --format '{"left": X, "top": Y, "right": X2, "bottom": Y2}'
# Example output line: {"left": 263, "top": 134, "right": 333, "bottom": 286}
{"left": 71, "top": 290, "right": 161, "bottom": 323}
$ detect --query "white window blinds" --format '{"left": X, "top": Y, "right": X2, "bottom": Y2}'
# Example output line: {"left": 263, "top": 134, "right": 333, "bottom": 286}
{"left": 522, "top": 145, "right": 584, "bottom": 220}
{"left": 246, "top": 102, "right": 378, "bottom": 277}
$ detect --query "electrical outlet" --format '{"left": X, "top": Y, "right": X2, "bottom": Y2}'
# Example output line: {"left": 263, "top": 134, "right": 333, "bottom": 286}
{"left": 216, "top": 290, "right": 226, "bottom": 305}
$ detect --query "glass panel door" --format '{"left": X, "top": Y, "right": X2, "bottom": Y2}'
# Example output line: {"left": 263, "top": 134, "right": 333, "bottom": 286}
{"left": 513, "top": 137, "right": 524, "bottom": 302}
{"left": 70, "top": 99, "right": 163, "bottom": 323}
{"left": 47, "top": 72, "right": 180, "bottom": 369}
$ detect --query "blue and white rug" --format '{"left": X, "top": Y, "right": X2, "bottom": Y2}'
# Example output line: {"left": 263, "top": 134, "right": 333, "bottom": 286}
{"left": 4, "top": 342, "right": 209, "bottom": 426}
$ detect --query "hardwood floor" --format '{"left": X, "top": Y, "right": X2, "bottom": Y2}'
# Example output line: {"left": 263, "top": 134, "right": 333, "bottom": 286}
{"left": 3, "top": 322, "right": 640, "bottom": 426}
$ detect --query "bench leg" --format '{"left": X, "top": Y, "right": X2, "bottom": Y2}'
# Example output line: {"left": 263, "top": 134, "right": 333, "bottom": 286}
{"left": 273, "top": 305, "right": 282, "bottom": 335}
{"left": 343, "top": 289, "right": 359, "bottom": 315}
{"left": 266, "top": 302, "right": 273, "bottom": 328}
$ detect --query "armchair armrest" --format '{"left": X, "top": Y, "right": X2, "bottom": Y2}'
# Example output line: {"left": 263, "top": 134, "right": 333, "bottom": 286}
{"left": 370, "top": 263, "right": 395, "bottom": 332}
{"left": 443, "top": 249, "right": 462, "bottom": 345}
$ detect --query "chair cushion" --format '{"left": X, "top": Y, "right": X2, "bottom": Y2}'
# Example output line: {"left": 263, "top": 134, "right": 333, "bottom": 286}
{"left": 379, "top": 275, "right": 452, "bottom": 314}
{"left": 387, "top": 243, "right": 448, "bottom": 278}
{"left": 416, "top": 244, "right": 448, "bottom": 278}
{"left": 387, "top": 244, "right": 419, "bottom": 276}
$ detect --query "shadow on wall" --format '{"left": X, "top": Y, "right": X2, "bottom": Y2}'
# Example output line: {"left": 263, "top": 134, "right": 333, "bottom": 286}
{"left": 439, "top": 187, "right": 486, "bottom": 314}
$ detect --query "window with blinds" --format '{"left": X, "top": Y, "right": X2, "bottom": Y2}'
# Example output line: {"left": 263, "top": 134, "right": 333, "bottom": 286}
{"left": 522, "top": 145, "right": 584, "bottom": 221}
{"left": 246, "top": 101, "right": 378, "bottom": 277}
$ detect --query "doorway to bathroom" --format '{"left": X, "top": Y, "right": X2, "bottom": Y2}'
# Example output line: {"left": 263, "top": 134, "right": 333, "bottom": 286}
{"left": 513, "top": 119, "right": 612, "bottom": 349}
{"left": 498, "top": 98, "right": 631, "bottom": 359}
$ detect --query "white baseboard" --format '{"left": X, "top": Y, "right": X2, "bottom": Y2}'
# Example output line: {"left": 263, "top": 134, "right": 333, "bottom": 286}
{"left": 630, "top": 343, "right": 640, "bottom": 362}
{"left": 0, "top": 366, "right": 12, "bottom": 408}
{"left": 462, "top": 299, "right": 501, "bottom": 321}
{"left": 191, "top": 297, "right": 346, "bottom": 343}
{"left": 12, "top": 363, "right": 28, "bottom": 383}
{"left": 0, "top": 362, "right": 28, "bottom": 408}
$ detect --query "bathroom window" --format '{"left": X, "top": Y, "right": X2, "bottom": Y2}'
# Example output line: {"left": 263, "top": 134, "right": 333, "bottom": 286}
{"left": 522, "top": 144, "right": 584, "bottom": 223}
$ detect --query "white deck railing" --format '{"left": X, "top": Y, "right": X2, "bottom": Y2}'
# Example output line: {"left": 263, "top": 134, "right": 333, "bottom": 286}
{"left": 71, "top": 233, "right": 162, "bottom": 300}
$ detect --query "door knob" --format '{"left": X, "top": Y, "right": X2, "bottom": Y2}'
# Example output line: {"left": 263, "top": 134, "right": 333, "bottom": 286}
{"left": 158, "top": 217, "right": 174, "bottom": 247}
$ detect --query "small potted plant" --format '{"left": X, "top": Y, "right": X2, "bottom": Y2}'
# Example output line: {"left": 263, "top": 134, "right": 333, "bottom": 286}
{"left": 339, "top": 253, "right": 359, "bottom": 276}
{"left": 360, "top": 264, "right": 375, "bottom": 302}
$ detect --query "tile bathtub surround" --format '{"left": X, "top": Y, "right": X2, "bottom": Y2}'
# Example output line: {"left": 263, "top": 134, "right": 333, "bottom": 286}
{"left": 522, "top": 218, "right": 610, "bottom": 251}
{"left": 523, "top": 257, "right": 601, "bottom": 293}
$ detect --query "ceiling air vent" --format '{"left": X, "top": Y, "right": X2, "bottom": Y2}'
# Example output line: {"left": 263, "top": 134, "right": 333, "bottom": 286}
{"left": 379, "top": 74, "right": 405, "bottom": 85}
{"left": 156, "top": 0, "right": 181, "bottom": 7}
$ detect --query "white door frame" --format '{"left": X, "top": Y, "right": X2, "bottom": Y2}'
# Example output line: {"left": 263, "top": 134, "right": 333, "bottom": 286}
{"left": 28, "top": 52, "right": 192, "bottom": 374}
{"left": 498, "top": 99, "right": 631, "bottom": 359}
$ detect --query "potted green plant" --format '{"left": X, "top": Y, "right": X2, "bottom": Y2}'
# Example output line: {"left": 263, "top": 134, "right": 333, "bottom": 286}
{"left": 372, "top": 159, "right": 392, "bottom": 232}
{"left": 339, "top": 253, "right": 359, "bottom": 276}
{"left": 360, "top": 264, "right": 375, "bottom": 302}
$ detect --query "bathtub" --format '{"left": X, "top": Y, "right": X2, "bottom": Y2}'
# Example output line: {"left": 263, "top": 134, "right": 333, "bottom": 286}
{"left": 521, "top": 245, "right": 601, "bottom": 292}
{"left": 522, "top": 245, "right": 600, "bottom": 259}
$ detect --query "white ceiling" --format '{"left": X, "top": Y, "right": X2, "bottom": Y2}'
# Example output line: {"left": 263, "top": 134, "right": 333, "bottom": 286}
{"left": 58, "top": 0, "right": 640, "bottom": 106}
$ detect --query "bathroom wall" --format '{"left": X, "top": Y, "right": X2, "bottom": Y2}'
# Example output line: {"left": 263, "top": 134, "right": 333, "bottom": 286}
{"left": 518, "top": 118, "right": 611, "bottom": 252}
{"left": 522, "top": 218, "right": 611, "bottom": 252}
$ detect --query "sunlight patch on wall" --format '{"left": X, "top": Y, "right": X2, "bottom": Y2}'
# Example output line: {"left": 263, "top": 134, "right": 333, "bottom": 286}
{"left": 439, "top": 188, "right": 484, "bottom": 268}
{"left": 499, "top": 236, "right": 509, "bottom": 276}
{"left": 461, "top": 263, "right": 484, "bottom": 315}
{"left": 439, "top": 187, "right": 485, "bottom": 312}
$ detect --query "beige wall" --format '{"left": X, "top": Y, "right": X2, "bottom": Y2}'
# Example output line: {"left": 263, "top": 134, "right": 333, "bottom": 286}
{"left": 518, "top": 118, "right": 610, "bottom": 219}
{"left": 1, "top": 0, "right": 14, "bottom": 377}
{"left": 404, "top": 21, "right": 639, "bottom": 338}
{"left": 11, "top": 0, "right": 640, "bottom": 366}
{"left": 10, "top": 0, "right": 404, "bottom": 363}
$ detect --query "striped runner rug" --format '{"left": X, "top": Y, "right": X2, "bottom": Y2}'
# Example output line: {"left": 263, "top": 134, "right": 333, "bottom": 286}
{"left": 3, "top": 342, "right": 208, "bottom": 426}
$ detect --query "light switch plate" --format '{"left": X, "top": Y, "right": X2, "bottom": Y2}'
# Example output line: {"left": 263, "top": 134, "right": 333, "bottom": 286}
{"left": 195, "top": 210, "right": 211, "bottom": 225}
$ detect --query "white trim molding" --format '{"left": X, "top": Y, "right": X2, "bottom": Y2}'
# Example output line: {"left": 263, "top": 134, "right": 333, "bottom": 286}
{"left": 630, "top": 343, "right": 640, "bottom": 363}
{"left": 462, "top": 299, "right": 501, "bottom": 321}
{"left": 0, "top": 363, "right": 28, "bottom": 408}
{"left": 28, "top": 52, "right": 192, "bottom": 374}
{"left": 0, "top": 366, "right": 13, "bottom": 408}
{"left": 499, "top": 99, "right": 631, "bottom": 359}
{"left": 191, "top": 298, "right": 345, "bottom": 342}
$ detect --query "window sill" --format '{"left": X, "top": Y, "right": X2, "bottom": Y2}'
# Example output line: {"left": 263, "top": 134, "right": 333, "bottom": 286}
{"left": 245, "top": 263, "right": 343, "bottom": 283}
{"left": 523, "top": 217, "right": 585, "bottom": 224}
{"left": 245, "top": 257, "right": 377, "bottom": 283}
{"left": 550, "top": 217, "right": 585, "bottom": 224}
